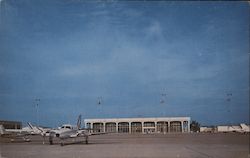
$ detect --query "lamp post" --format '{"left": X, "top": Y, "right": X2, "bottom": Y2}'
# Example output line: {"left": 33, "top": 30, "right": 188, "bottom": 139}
{"left": 96, "top": 96, "right": 103, "bottom": 119}
{"left": 160, "top": 93, "right": 167, "bottom": 134}
{"left": 35, "top": 98, "right": 40, "bottom": 126}
{"left": 226, "top": 93, "right": 232, "bottom": 127}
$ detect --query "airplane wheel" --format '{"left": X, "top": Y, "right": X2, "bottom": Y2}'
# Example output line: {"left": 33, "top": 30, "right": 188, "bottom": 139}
{"left": 49, "top": 139, "right": 53, "bottom": 145}
{"left": 85, "top": 136, "right": 89, "bottom": 144}
{"left": 49, "top": 134, "right": 54, "bottom": 145}
{"left": 61, "top": 143, "right": 64, "bottom": 146}
{"left": 25, "top": 139, "right": 31, "bottom": 142}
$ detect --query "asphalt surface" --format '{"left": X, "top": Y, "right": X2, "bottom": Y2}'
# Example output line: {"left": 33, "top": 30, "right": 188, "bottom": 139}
{"left": 0, "top": 133, "right": 249, "bottom": 158}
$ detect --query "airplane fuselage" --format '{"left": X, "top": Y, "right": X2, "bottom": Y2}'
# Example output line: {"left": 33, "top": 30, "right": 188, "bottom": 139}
{"left": 51, "top": 124, "right": 79, "bottom": 138}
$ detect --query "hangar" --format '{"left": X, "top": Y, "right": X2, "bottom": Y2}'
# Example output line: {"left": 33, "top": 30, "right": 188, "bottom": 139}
{"left": 84, "top": 117, "right": 190, "bottom": 134}
{"left": 0, "top": 120, "right": 22, "bottom": 129}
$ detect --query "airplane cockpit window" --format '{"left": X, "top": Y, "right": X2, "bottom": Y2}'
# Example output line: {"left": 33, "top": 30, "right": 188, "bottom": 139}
{"left": 61, "top": 125, "right": 72, "bottom": 129}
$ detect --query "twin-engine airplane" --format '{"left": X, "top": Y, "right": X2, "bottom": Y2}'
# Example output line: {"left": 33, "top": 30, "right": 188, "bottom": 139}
{"left": 48, "top": 115, "right": 90, "bottom": 146}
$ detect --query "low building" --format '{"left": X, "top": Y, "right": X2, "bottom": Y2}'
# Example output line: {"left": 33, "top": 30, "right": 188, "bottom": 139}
{"left": 84, "top": 117, "right": 191, "bottom": 134}
{"left": 200, "top": 127, "right": 212, "bottom": 132}
{"left": 200, "top": 126, "right": 216, "bottom": 133}
{"left": 217, "top": 124, "right": 250, "bottom": 133}
{"left": 0, "top": 120, "right": 22, "bottom": 129}
{"left": 240, "top": 123, "right": 250, "bottom": 132}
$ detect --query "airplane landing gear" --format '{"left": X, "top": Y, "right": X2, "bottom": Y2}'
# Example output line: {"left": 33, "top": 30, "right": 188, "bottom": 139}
{"left": 60, "top": 142, "right": 64, "bottom": 146}
{"left": 85, "top": 135, "right": 89, "bottom": 144}
{"left": 49, "top": 135, "right": 53, "bottom": 145}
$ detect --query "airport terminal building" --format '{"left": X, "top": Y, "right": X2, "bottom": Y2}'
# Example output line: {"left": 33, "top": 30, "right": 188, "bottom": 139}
{"left": 84, "top": 117, "right": 191, "bottom": 134}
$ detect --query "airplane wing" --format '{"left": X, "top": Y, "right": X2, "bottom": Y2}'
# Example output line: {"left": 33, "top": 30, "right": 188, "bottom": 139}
{"left": 0, "top": 131, "right": 31, "bottom": 142}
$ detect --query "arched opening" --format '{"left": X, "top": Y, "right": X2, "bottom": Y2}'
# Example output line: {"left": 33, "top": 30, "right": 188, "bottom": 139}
{"left": 183, "top": 121, "right": 189, "bottom": 132}
{"left": 156, "top": 121, "right": 168, "bottom": 133}
{"left": 131, "top": 122, "right": 142, "bottom": 133}
{"left": 93, "top": 122, "right": 104, "bottom": 133}
{"left": 118, "top": 122, "right": 129, "bottom": 133}
{"left": 170, "top": 121, "right": 182, "bottom": 132}
{"left": 143, "top": 122, "right": 155, "bottom": 133}
{"left": 105, "top": 122, "right": 116, "bottom": 133}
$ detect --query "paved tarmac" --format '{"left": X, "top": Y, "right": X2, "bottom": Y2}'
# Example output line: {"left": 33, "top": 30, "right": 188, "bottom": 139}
{"left": 0, "top": 133, "right": 249, "bottom": 158}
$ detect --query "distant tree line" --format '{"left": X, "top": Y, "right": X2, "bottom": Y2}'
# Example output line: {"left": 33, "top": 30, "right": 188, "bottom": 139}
{"left": 190, "top": 120, "right": 200, "bottom": 132}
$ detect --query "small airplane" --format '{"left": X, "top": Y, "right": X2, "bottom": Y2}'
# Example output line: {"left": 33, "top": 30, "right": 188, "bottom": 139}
{"left": 27, "top": 122, "right": 52, "bottom": 137}
{"left": 0, "top": 124, "right": 36, "bottom": 142}
{"left": 49, "top": 115, "right": 90, "bottom": 146}
{"left": 0, "top": 122, "right": 53, "bottom": 143}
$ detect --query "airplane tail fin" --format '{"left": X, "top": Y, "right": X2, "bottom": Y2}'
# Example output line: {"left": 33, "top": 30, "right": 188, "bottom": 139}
{"left": 27, "top": 122, "right": 34, "bottom": 130}
{"left": 36, "top": 126, "right": 44, "bottom": 133}
{"left": 0, "top": 125, "right": 6, "bottom": 135}
{"left": 28, "top": 122, "right": 43, "bottom": 134}
{"left": 77, "top": 115, "right": 82, "bottom": 129}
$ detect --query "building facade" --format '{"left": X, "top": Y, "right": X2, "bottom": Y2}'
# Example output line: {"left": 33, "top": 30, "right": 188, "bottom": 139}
{"left": 0, "top": 120, "right": 22, "bottom": 129}
{"left": 84, "top": 117, "right": 190, "bottom": 134}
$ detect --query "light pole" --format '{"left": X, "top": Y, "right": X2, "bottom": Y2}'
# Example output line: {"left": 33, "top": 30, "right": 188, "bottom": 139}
{"left": 160, "top": 93, "right": 167, "bottom": 134}
{"left": 226, "top": 93, "right": 232, "bottom": 127}
{"left": 97, "top": 96, "right": 103, "bottom": 116}
{"left": 160, "top": 93, "right": 167, "bottom": 116}
{"left": 35, "top": 98, "right": 40, "bottom": 126}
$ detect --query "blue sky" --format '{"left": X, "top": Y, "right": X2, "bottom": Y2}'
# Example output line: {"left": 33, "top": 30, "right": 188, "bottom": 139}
{"left": 0, "top": 0, "right": 249, "bottom": 127}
